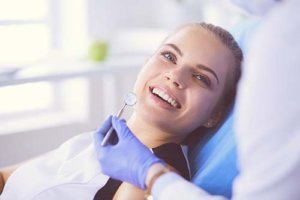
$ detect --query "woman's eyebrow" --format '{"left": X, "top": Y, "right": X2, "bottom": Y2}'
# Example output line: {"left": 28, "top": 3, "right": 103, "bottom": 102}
{"left": 164, "top": 43, "right": 183, "bottom": 56}
{"left": 164, "top": 43, "right": 219, "bottom": 84}
{"left": 196, "top": 64, "right": 219, "bottom": 84}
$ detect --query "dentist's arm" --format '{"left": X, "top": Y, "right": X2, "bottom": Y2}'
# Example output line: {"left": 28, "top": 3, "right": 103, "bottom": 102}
{"left": 145, "top": 163, "right": 226, "bottom": 200}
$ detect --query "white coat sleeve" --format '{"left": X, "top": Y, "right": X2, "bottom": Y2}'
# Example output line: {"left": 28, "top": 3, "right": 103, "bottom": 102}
{"left": 233, "top": 0, "right": 300, "bottom": 199}
{"left": 152, "top": 172, "right": 227, "bottom": 200}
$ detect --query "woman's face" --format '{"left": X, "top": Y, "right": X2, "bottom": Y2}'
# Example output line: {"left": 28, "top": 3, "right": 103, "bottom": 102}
{"left": 133, "top": 26, "right": 234, "bottom": 138}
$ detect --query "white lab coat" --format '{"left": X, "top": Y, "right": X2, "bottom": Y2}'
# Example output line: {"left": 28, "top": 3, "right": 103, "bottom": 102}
{"left": 0, "top": 132, "right": 109, "bottom": 200}
{"left": 152, "top": 0, "right": 300, "bottom": 199}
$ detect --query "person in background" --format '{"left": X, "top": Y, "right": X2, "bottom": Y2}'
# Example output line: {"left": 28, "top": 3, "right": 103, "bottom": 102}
{"left": 93, "top": 0, "right": 300, "bottom": 199}
{"left": 0, "top": 22, "right": 242, "bottom": 199}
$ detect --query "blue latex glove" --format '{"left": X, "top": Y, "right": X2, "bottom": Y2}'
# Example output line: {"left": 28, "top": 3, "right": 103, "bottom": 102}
{"left": 94, "top": 115, "right": 165, "bottom": 189}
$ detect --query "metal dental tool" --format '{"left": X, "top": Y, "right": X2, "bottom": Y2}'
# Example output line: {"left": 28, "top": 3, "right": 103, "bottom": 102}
{"left": 101, "top": 92, "right": 137, "bottom": 146}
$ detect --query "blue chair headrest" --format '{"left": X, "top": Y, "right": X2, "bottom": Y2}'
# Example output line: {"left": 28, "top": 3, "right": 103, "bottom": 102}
{"left": 188, "top": 112, "right": 238, "bottom": 198}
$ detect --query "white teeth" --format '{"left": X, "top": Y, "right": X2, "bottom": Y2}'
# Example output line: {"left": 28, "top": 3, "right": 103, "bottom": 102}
{"left": 152, "top": 88, "right": 178, "bottom": 107}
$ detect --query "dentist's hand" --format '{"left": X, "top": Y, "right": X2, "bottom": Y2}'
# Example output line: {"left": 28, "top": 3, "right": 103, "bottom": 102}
{"left": 94, "top": 115, "right": 165, "bottom": 189}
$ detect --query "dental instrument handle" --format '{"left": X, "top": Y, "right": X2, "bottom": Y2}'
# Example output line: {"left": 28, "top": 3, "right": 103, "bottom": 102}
{"left": 101, "top": 104, "right": 126, "bottom": 146}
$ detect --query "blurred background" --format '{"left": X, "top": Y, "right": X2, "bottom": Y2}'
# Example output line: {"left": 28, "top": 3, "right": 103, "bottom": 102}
{"left": 0, "top": 0, "right": 251, "bottom": 167}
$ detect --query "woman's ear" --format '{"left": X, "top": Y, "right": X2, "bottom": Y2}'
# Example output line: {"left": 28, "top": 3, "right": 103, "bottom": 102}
{"left": 203, "top": 108, "right": 224, "bottom": 128}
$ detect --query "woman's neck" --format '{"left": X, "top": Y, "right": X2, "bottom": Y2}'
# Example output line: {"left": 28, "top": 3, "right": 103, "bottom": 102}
{"left": 126, "top": 113, "right": 183, "bottom": 148}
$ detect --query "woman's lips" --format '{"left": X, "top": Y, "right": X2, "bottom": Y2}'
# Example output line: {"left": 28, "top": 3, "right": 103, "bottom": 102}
{"left": 149, "top": 86, "right": 181, "bottom": 109}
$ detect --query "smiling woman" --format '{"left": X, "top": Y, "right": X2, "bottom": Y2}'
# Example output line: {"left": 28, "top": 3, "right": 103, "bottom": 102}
{"left": 131, "top": 23, "right": 242, "bottom": 147}
{"left": 0, "top": 22, "right": 243, "bottom": 200}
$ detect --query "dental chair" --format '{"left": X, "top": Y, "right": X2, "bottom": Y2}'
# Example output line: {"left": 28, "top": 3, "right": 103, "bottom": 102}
{"left": 188, "top": 112, "right": 238, "bottom": 198}
{"left": 187, "top": 19, "right": 259, "bottom": 198}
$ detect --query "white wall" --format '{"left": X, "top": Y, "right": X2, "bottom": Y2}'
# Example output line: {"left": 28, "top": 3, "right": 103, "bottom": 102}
{"left": 86, "top": 0, "right": 206, "bottom": 40}
{"left": 0, "top": 63, "right": 140, "bottom": 167}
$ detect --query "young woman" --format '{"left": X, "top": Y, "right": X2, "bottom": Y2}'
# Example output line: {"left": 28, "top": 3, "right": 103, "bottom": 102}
{"left": 0, "top": 22, "right": 242, "bottom": 200}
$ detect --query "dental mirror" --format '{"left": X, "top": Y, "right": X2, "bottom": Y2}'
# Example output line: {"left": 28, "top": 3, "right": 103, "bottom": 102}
{"left": 124, "top": 92, "right": 137, "bottom": 106}
{"left": 101, "top": 92, "right": 137, "bottom": 146}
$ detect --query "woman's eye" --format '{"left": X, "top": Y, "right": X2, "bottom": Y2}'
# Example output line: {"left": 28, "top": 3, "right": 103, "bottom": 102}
{"left": 161, "top": 52, "right": 177, "bottom": 64}
{"left": 194, "top": 74, "right": 211, "bottom": 87}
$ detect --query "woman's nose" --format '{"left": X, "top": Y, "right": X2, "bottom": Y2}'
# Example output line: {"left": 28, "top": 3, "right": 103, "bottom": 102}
{"left": 164, "top": 68, "right": 187, "bottom": 89}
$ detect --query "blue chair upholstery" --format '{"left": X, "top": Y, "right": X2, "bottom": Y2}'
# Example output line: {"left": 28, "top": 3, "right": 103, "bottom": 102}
{"left": 189, "top": 113, "right": 238, "bottom": 198}
{"left": 188, "top": 19, "right": 260, "bottom": 198}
